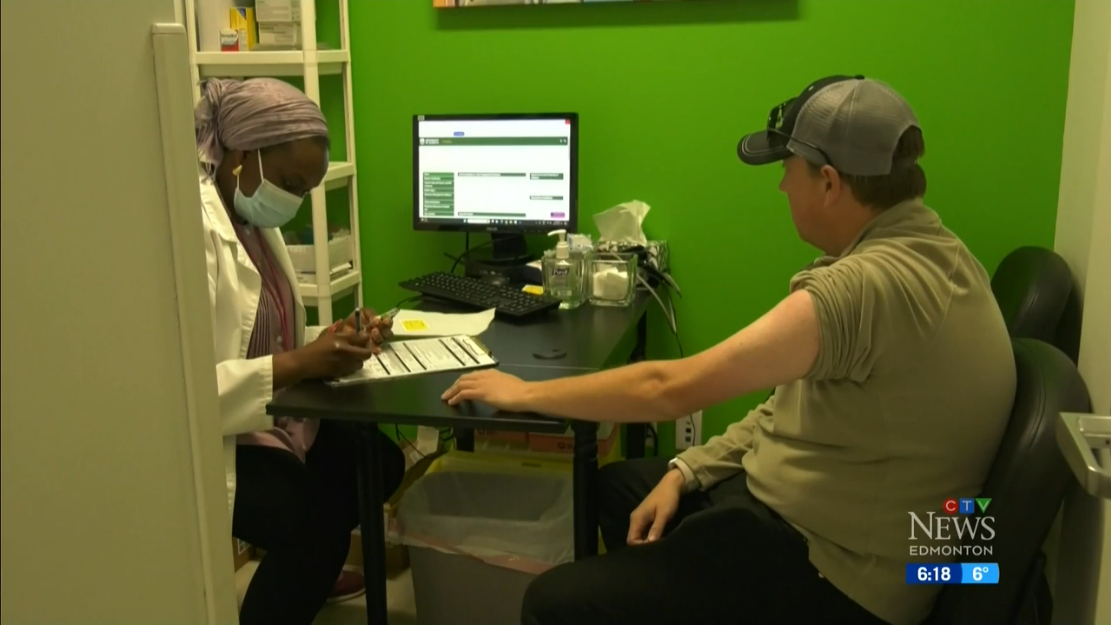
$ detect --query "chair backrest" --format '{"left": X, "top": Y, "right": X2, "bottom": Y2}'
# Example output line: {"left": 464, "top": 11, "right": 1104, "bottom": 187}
{"left": 991, "top": 246, "right": 1082, "bottom": 362}
{"left": 928, "top": 338, "right": 1091, "bottom": 625}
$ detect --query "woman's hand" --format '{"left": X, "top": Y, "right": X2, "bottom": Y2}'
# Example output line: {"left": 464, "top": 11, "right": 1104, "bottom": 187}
{"left": 278, "top": 329, "right": 377, "bottom": 384}
{"left": 334, "top": 309, "right": 392, "bottom": 346}
{"left": 342, "top": 308, "right": 373, "bottom": 332}
{"left": 441, "top": 369, "right": 532, "bottom": 412}
{"left": 370, "top": 313, "right": 394, "bottom": 344}
{"left": 627, "top": 469, "right": 685, "bottom": 545}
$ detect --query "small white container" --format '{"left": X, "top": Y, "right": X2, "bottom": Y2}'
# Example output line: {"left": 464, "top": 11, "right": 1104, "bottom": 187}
{"left": 219, "top": 28, "right": 239, "bottom": 52}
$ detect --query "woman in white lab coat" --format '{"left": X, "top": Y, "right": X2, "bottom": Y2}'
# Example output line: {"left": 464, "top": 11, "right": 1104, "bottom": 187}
{"left": 195, "top": 77, "right": 405, "bottom": 625}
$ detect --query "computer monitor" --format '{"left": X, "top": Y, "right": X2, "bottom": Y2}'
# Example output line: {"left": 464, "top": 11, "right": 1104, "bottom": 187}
{"left": 413, "top": 113, "right": 578, "bottom": 262}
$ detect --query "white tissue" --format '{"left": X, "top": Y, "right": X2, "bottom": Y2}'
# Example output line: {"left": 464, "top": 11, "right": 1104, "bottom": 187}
{"left": 594, "top": 200, "right": 650, "bottom": 247}
{"left": 593, "top": 266, "right": 630, "bottom": 300}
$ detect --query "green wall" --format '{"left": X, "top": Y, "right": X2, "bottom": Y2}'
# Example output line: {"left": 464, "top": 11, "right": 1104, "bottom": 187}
{"left": 342, "top": 0, "right": 1074, "bottom": 456}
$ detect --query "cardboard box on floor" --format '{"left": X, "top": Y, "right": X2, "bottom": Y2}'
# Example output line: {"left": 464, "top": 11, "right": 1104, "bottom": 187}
{"left": 249, "top": 444, "right": 444, "bottom": 577}
{"left": 232, "top": 537, "right": 254, "bottom": 571}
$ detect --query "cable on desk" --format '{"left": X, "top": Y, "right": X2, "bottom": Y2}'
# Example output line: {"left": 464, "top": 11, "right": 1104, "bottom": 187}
{"left": 392, "top": 294, "right": 423, "bottom": 311}
{"left": 640, "top": 263, "right": 682, "bottom": 298}
{"left": 638, "top": 274, "right": 694, "bottom": 449}
{"left": 663, "top": 287, "right": 684, "bottom": 359}
{"left": 446, "top": 232, "right": 497, "bottom": 275}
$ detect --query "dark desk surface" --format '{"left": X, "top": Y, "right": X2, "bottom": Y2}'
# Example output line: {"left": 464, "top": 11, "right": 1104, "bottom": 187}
{"left": 418, "top": 294, "right": 650, "bottom": 370}
{"left": 270, "top": 364, "right": 571, "bottom": 432}
{"left": 267, "top": 295, "right": 650, "bottom": 431}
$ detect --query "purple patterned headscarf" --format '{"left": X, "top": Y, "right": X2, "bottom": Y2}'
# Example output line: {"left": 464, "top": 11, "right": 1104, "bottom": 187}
{"left": 194, "top": 78, "right": 328, "bottom": 175}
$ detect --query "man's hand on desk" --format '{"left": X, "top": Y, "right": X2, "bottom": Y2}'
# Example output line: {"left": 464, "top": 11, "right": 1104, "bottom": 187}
{"left": 441, "top": 370, "right": 532, "bottom": 413}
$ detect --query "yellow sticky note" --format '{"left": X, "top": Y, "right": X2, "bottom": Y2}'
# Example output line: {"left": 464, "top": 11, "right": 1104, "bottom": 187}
{"left": 401, "top": 319, "right": 429, "bottom": 332}
{"left": 522, "top": 285, "right": 545, "bottom": 296}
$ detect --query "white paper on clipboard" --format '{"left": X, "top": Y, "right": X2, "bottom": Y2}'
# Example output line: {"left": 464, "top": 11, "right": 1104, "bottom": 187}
{"left": 390, "top": 308, "right": 496, "bottom": 337}
{"left": 326, "top": 335, "right": 497, "bottom": 387}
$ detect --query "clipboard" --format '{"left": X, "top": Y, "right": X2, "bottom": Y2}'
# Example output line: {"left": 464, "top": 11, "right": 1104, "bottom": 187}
{"left": 325, "top": 334, "right": 499, "bottom": 387}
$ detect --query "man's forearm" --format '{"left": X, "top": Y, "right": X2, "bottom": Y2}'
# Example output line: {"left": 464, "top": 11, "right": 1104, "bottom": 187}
{"left": 520, "top": 360, "right": 686, "bottom": 423}
{"left": 502, "top": 290, "right": 820, "bottom": 425}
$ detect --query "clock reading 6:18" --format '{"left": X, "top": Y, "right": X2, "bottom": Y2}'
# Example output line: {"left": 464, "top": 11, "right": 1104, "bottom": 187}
{"left": 906, "top": 564, "right": 961, "bottom": 584}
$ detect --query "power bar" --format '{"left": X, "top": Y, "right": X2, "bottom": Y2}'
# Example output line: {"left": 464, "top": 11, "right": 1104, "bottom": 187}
{"left": 675, "top": 411, "right": 703, "bottom": 450}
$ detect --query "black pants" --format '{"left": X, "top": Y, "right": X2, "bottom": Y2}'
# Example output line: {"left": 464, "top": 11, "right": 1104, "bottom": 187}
{"left": 522, "top": 458, "right": 890, "bottom": 625}
{"left": 232, "top": 422, "right": 405, "bottom": 625}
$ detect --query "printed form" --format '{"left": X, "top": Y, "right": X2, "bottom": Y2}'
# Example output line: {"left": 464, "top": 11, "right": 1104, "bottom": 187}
{"left": 326, "top": 335, "right": 497, "bottom": 387}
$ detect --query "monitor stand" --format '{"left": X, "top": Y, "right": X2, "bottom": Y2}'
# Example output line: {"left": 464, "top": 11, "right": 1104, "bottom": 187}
{"left": 482, "top": 233, "right": 533, "bottom": 266}
{"left": 464, "top": 233, "right": 536, "bottom": 285}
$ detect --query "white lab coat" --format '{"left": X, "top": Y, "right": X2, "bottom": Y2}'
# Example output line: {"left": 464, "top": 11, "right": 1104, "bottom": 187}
{"left": 199, "top": 174, "right": 316, "bottom": 516}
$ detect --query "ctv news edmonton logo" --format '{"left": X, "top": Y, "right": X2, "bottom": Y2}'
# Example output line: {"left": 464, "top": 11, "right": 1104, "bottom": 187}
{"left": 908, "top": 498, "right": 995, "bottom": 557}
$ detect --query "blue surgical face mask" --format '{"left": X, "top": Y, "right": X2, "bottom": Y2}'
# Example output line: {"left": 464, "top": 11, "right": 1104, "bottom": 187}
{"left": 233, "top": 150, "right": 304, "bottom": 228}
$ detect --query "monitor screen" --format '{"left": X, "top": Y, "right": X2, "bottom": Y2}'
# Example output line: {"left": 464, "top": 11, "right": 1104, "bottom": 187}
{"left": 413, "top": 113, "right": 577, "bottom": 233}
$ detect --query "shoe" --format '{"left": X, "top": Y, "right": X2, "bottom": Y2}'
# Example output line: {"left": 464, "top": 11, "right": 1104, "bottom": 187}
{"left": 327, "top": 569, "right": 366, "bottom": 604}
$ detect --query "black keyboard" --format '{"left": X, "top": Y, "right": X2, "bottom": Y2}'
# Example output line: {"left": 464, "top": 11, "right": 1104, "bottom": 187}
{"left": 399, "top": 272, "right": 562, "bottom": 319}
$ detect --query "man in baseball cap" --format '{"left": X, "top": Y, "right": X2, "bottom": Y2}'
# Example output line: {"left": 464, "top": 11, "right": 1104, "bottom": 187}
{"left": 444, "top": 76, "right": 1015, "bottom": 625}
{"left": 738, "top": 74, "right": 927, "bottom": 255}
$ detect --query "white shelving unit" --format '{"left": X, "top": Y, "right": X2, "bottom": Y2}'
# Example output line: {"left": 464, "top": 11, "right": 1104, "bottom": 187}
{"left": 182, "top": 0, "right": 362, "bottom": 324}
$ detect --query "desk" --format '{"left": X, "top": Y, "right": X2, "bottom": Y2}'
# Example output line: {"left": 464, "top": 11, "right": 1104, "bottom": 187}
{"left": 268, "top": 295, "right": 650, "bottom": 625}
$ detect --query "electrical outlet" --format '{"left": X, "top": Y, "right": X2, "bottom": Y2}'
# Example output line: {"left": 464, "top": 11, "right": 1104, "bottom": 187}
{"left": 675, "top": 411, "right": 702, "bottom": 450}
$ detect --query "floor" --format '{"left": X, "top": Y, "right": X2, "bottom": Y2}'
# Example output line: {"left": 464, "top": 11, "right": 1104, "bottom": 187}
{"left": 234, "top": 560, "right": 419, "bottom": 625}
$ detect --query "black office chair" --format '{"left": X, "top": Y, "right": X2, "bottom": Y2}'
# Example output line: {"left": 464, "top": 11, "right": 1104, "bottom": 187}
{"left": 991, "top": 246, "right": 1082, "bottom": 363}
{"left": 926, "top": 338, "right": 1091, "bottom": 625}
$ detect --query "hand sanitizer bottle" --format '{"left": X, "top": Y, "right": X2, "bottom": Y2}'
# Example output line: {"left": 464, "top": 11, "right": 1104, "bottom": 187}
{"left": 542, "top": 229, "right": 583, "bottom": 310}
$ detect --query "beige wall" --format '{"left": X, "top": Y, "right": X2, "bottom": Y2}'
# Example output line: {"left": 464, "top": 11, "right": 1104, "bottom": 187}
{"left": 1051, "top": 0, "right": 1111, "bottom": 622}
{"left": 1, "top": 1, "right": 234, "bottom": 623}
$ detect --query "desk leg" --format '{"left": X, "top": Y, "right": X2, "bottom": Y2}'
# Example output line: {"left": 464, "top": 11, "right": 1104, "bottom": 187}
{"left": 356, "top": 425, "right": 389, "bottom": 625}
{"left": 572, "top": 421, "right": 600, "bottom": 560}
{"left": 455, "top": 428, "right": 474, "bottom": 452}
{"left": 625, "top": 314, "right": 650, "bottom": 458}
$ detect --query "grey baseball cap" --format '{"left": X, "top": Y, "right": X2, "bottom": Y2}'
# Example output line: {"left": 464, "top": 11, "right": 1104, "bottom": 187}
{"left": 737, "top": 75, "right": 920, "bottom": 176}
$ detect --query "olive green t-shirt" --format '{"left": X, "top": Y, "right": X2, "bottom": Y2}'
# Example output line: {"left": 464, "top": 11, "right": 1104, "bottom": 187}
{"left": 677, "top": 199, "right": 1016, "bottom": 625}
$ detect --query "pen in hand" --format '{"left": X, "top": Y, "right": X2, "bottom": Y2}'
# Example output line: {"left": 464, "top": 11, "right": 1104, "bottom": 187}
{"left": 326, "top": 306, "right": 400, "bottom": 337}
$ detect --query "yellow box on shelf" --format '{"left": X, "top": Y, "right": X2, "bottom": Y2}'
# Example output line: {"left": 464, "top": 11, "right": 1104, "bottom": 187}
{"left": 228, "top": 7, "right": 257, "bottom": 51}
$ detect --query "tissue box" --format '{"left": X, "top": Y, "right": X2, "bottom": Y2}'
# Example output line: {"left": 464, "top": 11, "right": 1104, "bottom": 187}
{"left": 595, "top": 239, "right": 670, "bottom": 284}
{"left": 256, "top": 0, "right": 302, "bottom": 22}
{"left": 588, "top": 253, "right": 637, "bottom": 307}
{"left": 646, "top": 240, "right": 670, "bottom": 274}
{"left": 258, "top": 22, "right": 302, "bottom": 48}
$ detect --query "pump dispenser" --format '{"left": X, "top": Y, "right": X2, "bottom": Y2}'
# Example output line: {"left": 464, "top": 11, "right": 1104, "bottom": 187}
{"left": 550, "top": 229, "right": 569, "bottom": 259}
{"left": 542, "top": 229, "right": 583, "bottom": 309}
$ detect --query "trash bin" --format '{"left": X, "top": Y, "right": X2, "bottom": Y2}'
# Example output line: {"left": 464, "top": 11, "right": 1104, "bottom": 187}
{"left": 397, "top": 453, "right": 574, "bottom": 625}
